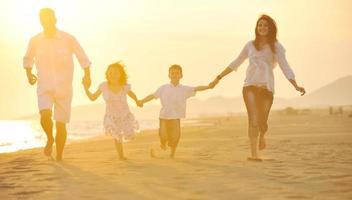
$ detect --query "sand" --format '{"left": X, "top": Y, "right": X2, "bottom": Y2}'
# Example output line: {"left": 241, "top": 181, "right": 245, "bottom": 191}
{"left": 1, "top": 113, "right": 352, "bottom": 200}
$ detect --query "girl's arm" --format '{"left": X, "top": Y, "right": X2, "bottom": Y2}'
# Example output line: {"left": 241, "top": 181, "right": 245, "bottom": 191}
{"left": 128, "top": 90, "right": 143, "bottom": 107}
{"left": 194, "top": 85, "right": 212, "bottom": 92}
{"left": 84, "top": 86, "right": 101, "bottom": 101}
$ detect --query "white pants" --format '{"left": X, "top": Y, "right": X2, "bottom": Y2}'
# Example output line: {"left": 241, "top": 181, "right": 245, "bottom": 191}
{"left": 37, "top": 87, "right": 73, "bottom": 123}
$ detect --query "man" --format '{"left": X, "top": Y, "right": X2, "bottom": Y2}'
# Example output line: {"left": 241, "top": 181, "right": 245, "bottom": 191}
{"left": 23, "top": 8, "right": 92, "bottom": 161}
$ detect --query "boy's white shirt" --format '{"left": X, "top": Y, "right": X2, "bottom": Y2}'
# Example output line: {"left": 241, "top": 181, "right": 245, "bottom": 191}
{"left": 153, "top": 83, "right": 195, "bottom": 119}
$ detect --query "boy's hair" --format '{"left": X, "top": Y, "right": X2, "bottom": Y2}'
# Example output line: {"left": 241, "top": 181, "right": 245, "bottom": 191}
{"left": 105, "top": 61, "right": 128, "bottom": 85}
{"left": 169, "top": 64, "right": 183, "bottom": 75}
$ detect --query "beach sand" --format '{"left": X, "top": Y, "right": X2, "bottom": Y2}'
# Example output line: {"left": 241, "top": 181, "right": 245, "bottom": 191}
{"left": 1, "top": 112, "right": 352, "bottom": 200}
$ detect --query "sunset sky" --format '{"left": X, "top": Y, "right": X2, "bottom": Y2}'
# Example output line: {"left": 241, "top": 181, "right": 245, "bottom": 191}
{"left": 0, "top": 0, "right": 351, "bottom": 119}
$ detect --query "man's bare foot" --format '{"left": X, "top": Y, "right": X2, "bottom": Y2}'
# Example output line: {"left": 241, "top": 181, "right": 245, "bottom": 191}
{"left": 259, "top": 136, "right": 266, "bottom": 150}
{"left": 56, "top": 155, "right": 63, "bottom": 162}
{"left": 247, "top": 157, "right": 263, "bottom": 162}
{"left": 44, "top": 139, "right": 54, "bottom": 157}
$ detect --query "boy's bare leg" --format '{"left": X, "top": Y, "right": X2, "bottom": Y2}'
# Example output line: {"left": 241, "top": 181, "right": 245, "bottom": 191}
{"left": 114, "top": 139, "right": 127, "bottom": 160}
{"left": 40, "top": 109, "right": 54, "bottom": 157}
{"left": 55, "top": 122, "right": 67, "bottom": 161}
{"left": 169, "top": 119, "right": 180, "bottom": 158}
{"left": 159, "top": 119, "right": 168, "bottom": 151}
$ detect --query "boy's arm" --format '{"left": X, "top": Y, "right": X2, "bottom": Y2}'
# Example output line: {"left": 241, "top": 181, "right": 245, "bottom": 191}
{"left": 194, "top": 85, "right": 211, "bottom": 92}
{"left": 141, "top": 94, "right": 156, "bottom": 104}
{"left": 84, "top": 86, "right": 101, "bottom": 101}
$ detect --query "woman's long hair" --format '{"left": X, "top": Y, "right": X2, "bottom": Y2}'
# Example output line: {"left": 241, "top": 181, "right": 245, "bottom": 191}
{"left": 253, "top": 14, "right": 278, "bottom": 53}
{"left": 105, "top": 61, "right": 128, "bottom": 85}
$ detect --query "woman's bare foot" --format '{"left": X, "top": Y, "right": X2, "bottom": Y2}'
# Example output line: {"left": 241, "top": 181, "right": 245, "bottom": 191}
{"left": 150, "top": 148, "right": 156, "bottom": 158}
{"left": 259, "top": 136, "right": 266, "bottom": 150}
{"left": 119, "top": 156, "right": 127, "bottom": 161}
{"left": 44, "top": 139, "right": 54, "bottom": 157}
{"left": 247, "top": 157, "right": 263, "bottom": 162}
{"left": 170, "top": 147, "right": 176, "bottom": 158}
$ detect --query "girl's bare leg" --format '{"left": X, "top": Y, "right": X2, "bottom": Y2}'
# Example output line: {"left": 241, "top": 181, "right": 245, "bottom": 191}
{"left": 114, "top": 140, "right": 127, "bottom": 160}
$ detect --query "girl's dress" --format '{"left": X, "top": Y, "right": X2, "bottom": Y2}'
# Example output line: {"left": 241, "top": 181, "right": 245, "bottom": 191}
{"left": 99, "top": 82, "right": 139, "bottom": 142}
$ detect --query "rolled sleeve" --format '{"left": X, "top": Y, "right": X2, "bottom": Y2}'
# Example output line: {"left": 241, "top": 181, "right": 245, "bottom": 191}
{"left": 228, "top": 42, "right": 249, "bottom": 71}
{"left": 23, "top": 38, "right": 36, "bottom": 69}
{"left": 71, "top": 36, "right": 91, "bottom": 68}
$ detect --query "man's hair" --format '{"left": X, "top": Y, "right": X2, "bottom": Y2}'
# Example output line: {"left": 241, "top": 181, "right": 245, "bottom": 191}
{"left": 39, "top": 8, "right": 55, "bottom": 18}
{"left": 169, "top": 64, "right": 183, "bottom": 75}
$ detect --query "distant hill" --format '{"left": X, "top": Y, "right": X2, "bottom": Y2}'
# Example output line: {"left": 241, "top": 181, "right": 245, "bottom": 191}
{"left": 293, "top": 75, "right": 352, "bottom": 107}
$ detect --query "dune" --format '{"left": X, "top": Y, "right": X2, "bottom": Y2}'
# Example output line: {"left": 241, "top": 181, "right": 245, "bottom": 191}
{"left": 1, "top": 112, "right": 352, "bottom": 200}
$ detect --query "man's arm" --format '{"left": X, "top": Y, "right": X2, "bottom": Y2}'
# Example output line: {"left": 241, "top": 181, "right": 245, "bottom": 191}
{"left": 23, "top": 38, "right": 37, "bottom": 85}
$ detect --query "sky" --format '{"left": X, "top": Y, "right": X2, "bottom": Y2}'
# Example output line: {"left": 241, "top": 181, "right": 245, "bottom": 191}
{"left": 0, "top": 0, "right": 351, "bottom": 119}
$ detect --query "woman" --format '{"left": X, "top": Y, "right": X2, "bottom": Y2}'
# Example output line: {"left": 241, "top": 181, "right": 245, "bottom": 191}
{"left": 211, "top": 14, "right": 306, "bottom": 161}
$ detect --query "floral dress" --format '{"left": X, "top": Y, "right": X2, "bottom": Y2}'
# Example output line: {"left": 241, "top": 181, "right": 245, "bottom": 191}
{"left": 99, "top": 82, "right": 139, "bottom": 142}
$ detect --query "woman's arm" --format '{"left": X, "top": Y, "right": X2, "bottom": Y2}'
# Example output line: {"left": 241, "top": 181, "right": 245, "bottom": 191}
{"left": 276, "top": 42, "right": 305, "bottom": 96}
{"left": 210, "top": 42, "right": 249, "bottom": 87}
{"left": 84, "top": 87, "right": 101, "bottom": 101}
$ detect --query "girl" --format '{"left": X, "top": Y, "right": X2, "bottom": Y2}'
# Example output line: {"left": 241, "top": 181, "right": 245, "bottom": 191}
{"left": 83, "top": 62, "right": 141, "bottom": 160}
{"left": 210, "top": 15, "right": 306, "bottom": 161}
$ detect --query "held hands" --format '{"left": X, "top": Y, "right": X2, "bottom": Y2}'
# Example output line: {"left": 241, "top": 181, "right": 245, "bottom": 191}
{"left": 295, "top": 86, "right": 306, "bottom": 96}
{"left": 27, "top": 73, "right": 37, "bottom": 85}
{"left": 136, "top": 100, "right": 144, "bottom": 108}
{"left": 208, "top": 78, "right": 220, "bottom": 89}
{"left": 82, "top": 75, "right": 91, "bottom": 89}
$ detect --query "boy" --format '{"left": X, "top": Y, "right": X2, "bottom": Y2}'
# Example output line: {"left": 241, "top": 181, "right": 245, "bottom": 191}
{"left": 140, "top": 64, "right": 215, "bottom": 158}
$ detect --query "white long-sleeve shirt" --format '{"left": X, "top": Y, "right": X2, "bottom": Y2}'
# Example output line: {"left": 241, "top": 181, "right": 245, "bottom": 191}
{"left": 23, "top": 30, "right": 91, "bottom": 92}
{"left": 228, "top": 41, "right": 295, "bottom": 93}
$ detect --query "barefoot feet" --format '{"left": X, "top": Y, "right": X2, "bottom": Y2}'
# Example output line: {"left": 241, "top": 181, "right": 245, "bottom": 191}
{"left": 44, "top": 138, "right": 54, "bottom": 157}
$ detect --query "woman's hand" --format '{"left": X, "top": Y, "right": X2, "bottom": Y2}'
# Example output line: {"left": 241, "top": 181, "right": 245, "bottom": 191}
{"left": 295, "top": 86, "right": 306, "bottom": 96}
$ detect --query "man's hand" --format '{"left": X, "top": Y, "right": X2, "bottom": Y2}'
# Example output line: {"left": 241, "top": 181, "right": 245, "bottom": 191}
{"left": 82, "top": 75, "right": 91, "bottom": 89}
{"left": 136, "top": 100, "right": 144, "bottom": 108}
{"left": 27, "top": 73, "right": 37, "bottom": 85}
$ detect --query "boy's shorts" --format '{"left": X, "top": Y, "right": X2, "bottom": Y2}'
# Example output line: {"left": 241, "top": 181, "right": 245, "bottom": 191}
{"left": 159, "top": 119, "right": 180, "bottom": 148}
{"left": 37, "top": 88, "right": 73, "bottom": 123}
